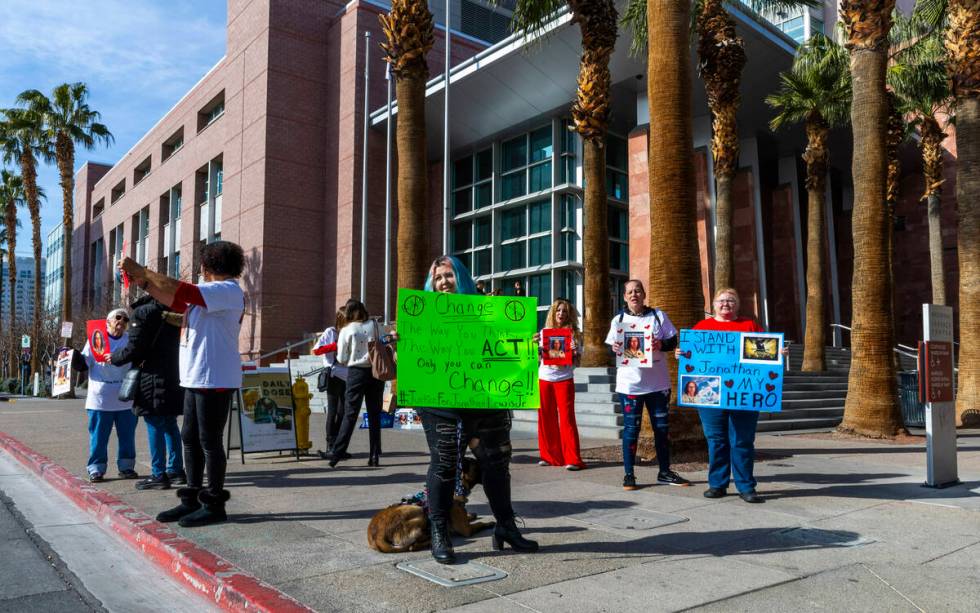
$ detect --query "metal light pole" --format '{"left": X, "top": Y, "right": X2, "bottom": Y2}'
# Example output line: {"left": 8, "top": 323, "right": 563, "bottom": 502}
{"left": 442, "top": 0, "right": 451, "bottom": 254}
{"left": 360, "top": 31, "right": 371, "bottom": 302}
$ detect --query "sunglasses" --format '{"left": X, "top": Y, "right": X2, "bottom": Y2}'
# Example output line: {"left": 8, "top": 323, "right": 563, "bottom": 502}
{"left": 113, "top": 315, "right": 130, "bottom": 323}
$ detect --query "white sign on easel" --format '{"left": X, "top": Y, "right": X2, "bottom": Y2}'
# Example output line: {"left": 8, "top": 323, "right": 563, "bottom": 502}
{"left": 922, "top": 304, "right": 958, "bottom": 488}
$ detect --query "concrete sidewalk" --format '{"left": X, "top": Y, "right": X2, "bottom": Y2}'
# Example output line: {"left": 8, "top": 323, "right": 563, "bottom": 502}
{"left": 2, "top": 398, "right": 979, "bottom": 612}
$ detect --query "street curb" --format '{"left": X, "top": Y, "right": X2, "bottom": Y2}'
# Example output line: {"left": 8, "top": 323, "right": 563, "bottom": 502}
{"left": 0, "top": 431, "right": 315, "bottom": 613}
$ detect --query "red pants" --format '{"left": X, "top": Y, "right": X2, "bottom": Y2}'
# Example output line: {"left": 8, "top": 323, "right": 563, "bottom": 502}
{"left": 538, "top": 379, "right": 584, "bottom": 467}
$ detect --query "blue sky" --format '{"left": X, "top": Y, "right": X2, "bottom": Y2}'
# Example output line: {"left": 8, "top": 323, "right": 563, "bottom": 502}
{"left": 0, "top": 0, "right": 227, "bottom": 257}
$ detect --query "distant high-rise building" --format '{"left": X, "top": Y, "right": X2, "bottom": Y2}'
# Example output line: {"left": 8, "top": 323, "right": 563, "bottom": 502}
{"left": 1, "top": 256, "right": 45, "bottom": 326}
{"left": 44, "top": 223, "right": 65, "bottom": 315}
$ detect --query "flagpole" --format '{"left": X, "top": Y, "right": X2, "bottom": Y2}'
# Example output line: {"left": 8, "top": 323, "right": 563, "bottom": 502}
{"left": 360, "top": 31, "right": 370, "bottom": 302}
{"left": 384, "top": 62, "right": 393, "bottom": 323}
{"left": 442, "top": 0, "right": 451, "bottom": 255}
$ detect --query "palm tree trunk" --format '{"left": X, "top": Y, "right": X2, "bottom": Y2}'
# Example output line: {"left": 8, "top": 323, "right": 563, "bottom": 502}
{"left": 56, "top": 133, "right": 74, "bottom": 326}
{"left": 955, "top": 95, "right": 979, "bottom": 425}
{"left": 839, "top": 40, "right": 904, "bottom": 437}
{"left": 394, "top": 74, "right": 429, "bottom": 291}
{"left": 647, "top": 0, "right": 706, "bottom": 458}
{"left": 4, "top": 207, "right": 15, "bottom": 376}
{"left": 926, "top": 194, "right": 945, "bottom": 305}
{"left": 920, "top": 118, "right": 946, "bottom": 306}
{"left": 713, "top": 170, "right": 734, "bottom": 289}
{"left": 568, "top": 0, "right": 616, "bottom": 367}
{"left": 581, "top": 140, "right": 611, "bottom": 366}
{"left": 802, "top": 117, "right": 828, "bottom": 372}
{"left": 18, "top": 147, "right": 42, "bottom": 381}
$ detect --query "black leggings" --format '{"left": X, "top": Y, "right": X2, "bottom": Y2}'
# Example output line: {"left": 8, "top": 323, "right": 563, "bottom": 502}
{"left": 421, "top": 409, "right": 514, "bottom": 524}
{"left": 325, "top": 376, "right": 347, "bottom": 448}
{"left": 331, "top": 367, "right": 384, "bottom": 457}
{"left": 181, "top": 389, "right": 233, "bottom": 494}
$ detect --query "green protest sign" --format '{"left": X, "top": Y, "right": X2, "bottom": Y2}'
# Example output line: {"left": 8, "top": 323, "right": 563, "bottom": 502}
{"left": 396, "top": 288, "right": 539, "bottom": 410}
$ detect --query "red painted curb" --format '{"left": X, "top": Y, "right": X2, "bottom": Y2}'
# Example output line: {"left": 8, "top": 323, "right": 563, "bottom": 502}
{"left": 0, "top": 431, "right": 315, "bottom": 613}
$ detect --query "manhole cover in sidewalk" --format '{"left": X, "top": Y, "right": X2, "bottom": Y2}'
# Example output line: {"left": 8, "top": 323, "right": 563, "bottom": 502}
{"left": 396, "top": 560, "right": 508, "bottom": 587}
{"left": 578, "top": 509, "right": 688, "bottom": 531}
{"left": 778, "top": 527, "right": 875, "bottom": 548}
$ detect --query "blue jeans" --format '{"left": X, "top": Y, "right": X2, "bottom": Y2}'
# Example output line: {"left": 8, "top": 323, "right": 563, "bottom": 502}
{"left": 87, "top": 410, "right": 138, "bottom": 475}
{"left": 144, "top": 415, "right": 183, "bottom": 478}
{"left": 621, "top": 391, "right": 671, "bottom": 475}
{"left": 698, "top": 408, "right": 759, "bottom": 493}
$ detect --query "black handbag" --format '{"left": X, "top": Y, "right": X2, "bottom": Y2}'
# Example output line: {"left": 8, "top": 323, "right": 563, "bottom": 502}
{"left": 317, "top": 367, "right": 332, "bottom": 392}
{"left": 118, "top": 313, "right": 165, "bottom": 404}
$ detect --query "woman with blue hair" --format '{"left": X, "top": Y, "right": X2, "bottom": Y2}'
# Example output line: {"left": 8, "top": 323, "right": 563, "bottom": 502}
{"left": 419, "top": 255, "right": 538, "bottom": 564}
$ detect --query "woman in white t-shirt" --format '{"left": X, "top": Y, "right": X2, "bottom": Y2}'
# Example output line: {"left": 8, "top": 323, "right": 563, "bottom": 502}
{"left": 534, "top": 299, "right": 585, "bottom": 470}
{"left": 313, "top": 308, "right": 350, "bottom": 458}
{"left": 328, "top": 299, "right": 386, "bottom": 467}
{"left": 605, "top": 279, "right": 689, "bottom": 491}
{"left": 119, "top": 240, "right": 246, "bottom": 528}
{"left": 71, "top": 309, "right": 135, "bottom": 482}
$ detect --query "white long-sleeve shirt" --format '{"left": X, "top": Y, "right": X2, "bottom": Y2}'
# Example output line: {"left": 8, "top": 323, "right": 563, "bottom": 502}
{"left": 82, "top": 334, "right": 133, "bottom": 412}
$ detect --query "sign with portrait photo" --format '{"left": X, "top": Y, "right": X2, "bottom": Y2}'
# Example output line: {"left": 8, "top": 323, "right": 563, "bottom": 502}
{"left": 541, "top": 328, "right": 573, "bottom": 366}
{"left": 615, "top": 328, "right": 654, "bottom": 368}
{"left": 52, "top": 348, "right": 73, "bottom": 397}
{"left": 677, "top": 330, "right": 784, "bottom": 412}
{"left": 86, "top": 320, "right": 110, "bottom": 363}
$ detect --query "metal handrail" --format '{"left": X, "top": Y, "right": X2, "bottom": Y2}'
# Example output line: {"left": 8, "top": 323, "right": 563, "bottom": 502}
{"left": 243, "top": 333, "right": 320, "bottom": 363}
{"left": 830, "top": 323, "right": 958, "bottom": 373}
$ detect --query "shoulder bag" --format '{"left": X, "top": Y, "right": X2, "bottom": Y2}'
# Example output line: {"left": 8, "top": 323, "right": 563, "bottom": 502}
{"left": 118, "top": 315, "right": 165, "bottom": 404}
{"left": 367, "top": 320, "right": 397, "bottom": 381}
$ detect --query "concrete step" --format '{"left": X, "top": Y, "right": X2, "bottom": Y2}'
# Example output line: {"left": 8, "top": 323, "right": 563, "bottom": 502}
{"left": 511, "top": 410, "right": 622, "bottom": 428}
{"left": 783, "top": 383, "right": 848, "bottom": 392}
{"left": 575, "top": 391, "right": 620, "bottom": 404}
{"left": 757, "top": 416, "right": 840, "bottom": 432}
{"left": 761, "top": 407, "right": 844, "bottom": 421}
{"left": 782, "top": 390, "right": 847, "bottom": 400}
{"left": 574, "top": 401, "right": 623, "bottom": 415}
{"left": 782, "top": 398, "right": 845, "bottom": 410}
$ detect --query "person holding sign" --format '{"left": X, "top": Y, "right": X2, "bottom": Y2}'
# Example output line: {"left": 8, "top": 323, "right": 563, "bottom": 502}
{"left": 536, "top": 299, "right": 585, "bottom": 470}
{"left": 418, "top": 255, "right": 538, "bottom": 565}
{"left": 119, "top": 241, "right": 246, "bottom": 527}
{"left": 675, "top": 288, "right": 781, "bottom": 504}
{"left": 70, "top": 309, "right": 137, "bottom": 482}
{"left": 605, "top": 280, "right": 688, "bottom": 491}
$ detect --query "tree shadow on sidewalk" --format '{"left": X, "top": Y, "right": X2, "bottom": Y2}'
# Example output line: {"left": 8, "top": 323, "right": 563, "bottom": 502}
{"left": 757, "top": 475, "right": 980, "bottom": 502}
{"left": 227, "top": 508, "right": 377, "bottom": 524}
{"left": 224, "top": 467, "right": 423, "bottom": 489}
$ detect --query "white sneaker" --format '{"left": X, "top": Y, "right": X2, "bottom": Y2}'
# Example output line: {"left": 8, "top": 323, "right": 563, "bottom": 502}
{"left": 565, "top": 464, "right": 582, "bottom": 471}
{"left": 537, "top": 460, "right": 549, "bottom": 466}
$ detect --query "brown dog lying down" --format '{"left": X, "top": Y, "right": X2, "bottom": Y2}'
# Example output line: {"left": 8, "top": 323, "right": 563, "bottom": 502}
{"left": 367, "top": 457, "right": 495, "bottom": 553}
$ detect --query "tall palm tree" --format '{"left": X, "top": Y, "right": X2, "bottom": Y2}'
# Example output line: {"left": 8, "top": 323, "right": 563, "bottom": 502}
{"left": 837, "top": 0, "right": 904, "bottom": 437}
{"left": 19, "top": 85, "right": 112, "bottom": 326}
{"left": 0, "top": 108, "right": 51, "bottom": 380}
{"left": 0, "top": 169, "right": 25, "bottom": 374}
{"left": 698, "top": 1, "right": 818, "bottom": 290}
{"left": 766, "top": 33, "right": 851, "bottom": 372}
{"left": 620, "top": 0, "right": 708, "bottom": 456}
{"left": 379, "top": 0, "right": 434, "bottom": 293}
{"left": 943, "top": 0, "right": 979, "bottom": 425}
{"left": 508, "top": 0, "right": 618, "bottom": 367}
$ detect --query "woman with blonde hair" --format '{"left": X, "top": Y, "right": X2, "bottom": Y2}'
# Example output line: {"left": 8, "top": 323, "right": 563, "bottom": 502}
{"left": 535, "top": 299, "right": 585, "bottom": 470}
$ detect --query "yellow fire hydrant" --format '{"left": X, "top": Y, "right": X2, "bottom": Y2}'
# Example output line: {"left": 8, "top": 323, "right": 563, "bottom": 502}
{"left": 293, "top": 376, "right": 313, "bottom": 452}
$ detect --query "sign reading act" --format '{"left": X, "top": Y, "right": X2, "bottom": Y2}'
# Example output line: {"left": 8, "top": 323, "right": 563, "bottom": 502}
{"left": 396, "top": 289, "right": 539, "bottom": 410}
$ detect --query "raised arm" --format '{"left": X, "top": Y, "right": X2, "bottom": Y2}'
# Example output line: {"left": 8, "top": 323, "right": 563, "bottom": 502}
{"left": 118, "top": 257, "right": 180, "bottom": 307}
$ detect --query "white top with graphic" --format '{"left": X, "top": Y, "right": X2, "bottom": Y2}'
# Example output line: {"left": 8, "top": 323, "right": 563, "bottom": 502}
{"left": 315, "top": 326, "right": 348, "bottom": 382}
{"left": 604, "top": 308, "right": 677, "bottom": 395}
{"left": 179, "top": 280, "right": 245, "bottom": 389}
{"left": 337, "top": 320, "right": 379, "bottom": 369}
{"left": 83, "top": 333, "right": 133, "bottom": 412}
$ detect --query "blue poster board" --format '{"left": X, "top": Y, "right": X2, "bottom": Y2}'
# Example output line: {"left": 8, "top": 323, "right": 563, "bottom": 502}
{"left": 676, "top": 329, "right": 784, "bottom": 412}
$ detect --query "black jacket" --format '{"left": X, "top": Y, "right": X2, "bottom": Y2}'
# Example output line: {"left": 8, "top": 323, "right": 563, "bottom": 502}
{"left": 110, "top": 295, "right": 183, "bottom": 417}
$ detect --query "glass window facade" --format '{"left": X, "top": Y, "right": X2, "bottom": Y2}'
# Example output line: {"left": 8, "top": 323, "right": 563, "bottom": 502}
{"left": 449, "top": 119, "right": 628, "bottom": 322}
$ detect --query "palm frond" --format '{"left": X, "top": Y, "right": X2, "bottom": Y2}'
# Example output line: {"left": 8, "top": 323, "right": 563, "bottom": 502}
{"left": 506, "top": 0, "right": 567, "bottom": 41}
{"left": 766, "top": 32, "right": 851, "bottom": 131}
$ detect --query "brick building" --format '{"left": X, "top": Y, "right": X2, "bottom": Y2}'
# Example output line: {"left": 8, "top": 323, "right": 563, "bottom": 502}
{"left": 71, "top": 0, "right": 960, "bottom": 359}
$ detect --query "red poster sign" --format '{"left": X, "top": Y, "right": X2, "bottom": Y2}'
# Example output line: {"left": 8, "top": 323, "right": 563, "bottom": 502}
{"left": 86, "top": 320, "right": 110, "bottom": 364}
{"left": 542, "top": 328, "right": 573, "bottom": 366}
{"left": 919, "top": 341, "right": 954, "bottom": 403}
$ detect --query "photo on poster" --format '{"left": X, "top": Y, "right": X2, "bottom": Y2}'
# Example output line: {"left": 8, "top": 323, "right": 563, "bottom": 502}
{"left": 740, "top": 333, "right": 782, "bottom": 365}
{"left": 86, "top": 320, "right": 110, "bottom": 363}
{"left": 52, "top": 348, "right": 73, "bottom": 397}
{"left": 623, "top": 331, "right": 645, "bottom": 358}
{"left": 541, "top": 328, "right": 573, "bottom": 366}
{"left": 679, "top": 375, "right": 721, "bottom": 407}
